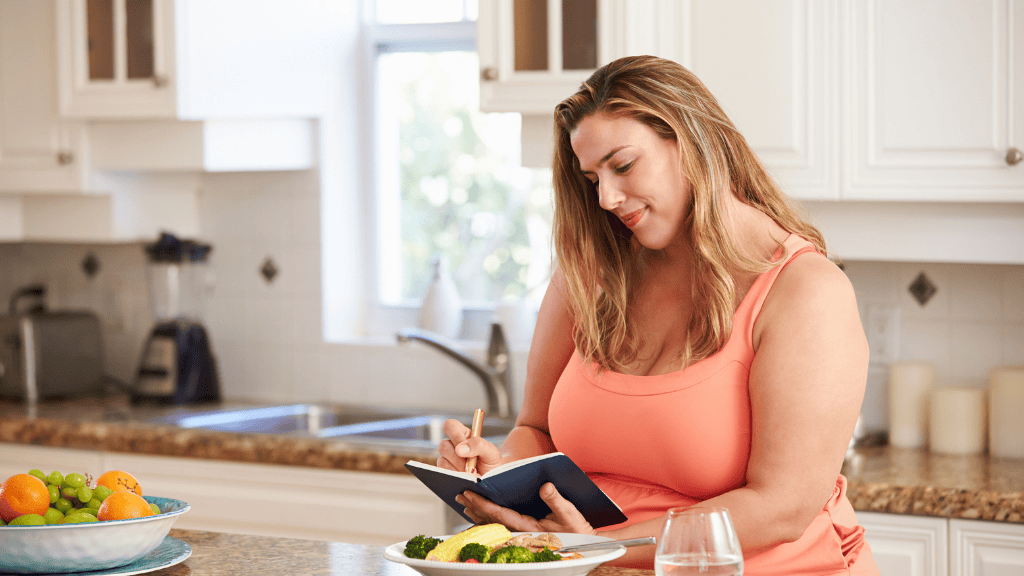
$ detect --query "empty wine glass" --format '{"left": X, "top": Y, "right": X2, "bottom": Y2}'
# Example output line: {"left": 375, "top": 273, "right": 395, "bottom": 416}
{"left": 655, "top": 506, "right": 743, "bottom": 575}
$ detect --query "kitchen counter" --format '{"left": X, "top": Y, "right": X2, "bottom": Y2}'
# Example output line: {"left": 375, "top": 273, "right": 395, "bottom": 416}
{"left": 2, "top": 395, "right": 1023, "bottom": 525}
{"left": 155, "top": 529, "right": 653, "bottom": 575}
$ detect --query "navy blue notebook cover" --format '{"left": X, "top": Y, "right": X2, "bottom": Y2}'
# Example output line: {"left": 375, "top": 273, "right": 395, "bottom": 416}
{"left": 405, "top": 452, "right": 627, "bottom": 529}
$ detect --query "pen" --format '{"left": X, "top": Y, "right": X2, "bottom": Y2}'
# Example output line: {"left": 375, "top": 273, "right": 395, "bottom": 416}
{"left": 465, "top": 408, "right": 485, "bottom": 475}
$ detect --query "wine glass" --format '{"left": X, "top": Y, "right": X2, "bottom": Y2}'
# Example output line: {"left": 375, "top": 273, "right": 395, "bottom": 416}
{"left": 655, "top": 506, "right": 743, "bottom": 575}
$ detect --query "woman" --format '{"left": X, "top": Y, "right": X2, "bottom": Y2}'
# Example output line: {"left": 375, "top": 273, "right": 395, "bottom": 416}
{"left": 438, "top": 55, "right": 878, "bottom": 575}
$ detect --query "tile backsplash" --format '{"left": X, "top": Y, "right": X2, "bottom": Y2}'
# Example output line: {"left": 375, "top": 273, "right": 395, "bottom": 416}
{"left": 0, "top": 171, "right": 1021, "bottom": 428}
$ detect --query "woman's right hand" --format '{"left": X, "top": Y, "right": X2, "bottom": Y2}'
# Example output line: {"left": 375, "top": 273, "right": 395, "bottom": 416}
{"left": 437, "top": 418, "right": 504, "bottom": 476}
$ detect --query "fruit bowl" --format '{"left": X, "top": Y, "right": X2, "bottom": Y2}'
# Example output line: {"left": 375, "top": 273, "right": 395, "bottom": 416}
{"left": 0, "top": 496, "right": 189, "bottom": 574}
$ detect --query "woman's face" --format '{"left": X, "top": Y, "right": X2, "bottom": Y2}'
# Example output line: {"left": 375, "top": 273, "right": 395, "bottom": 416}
{"left": 570, "top": 113, "right": 691, "bottom": 252}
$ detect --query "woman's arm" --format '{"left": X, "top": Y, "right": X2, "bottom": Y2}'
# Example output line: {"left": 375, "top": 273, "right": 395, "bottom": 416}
{"left": 437, "top": 268, "right": 576, "bottom": 472}
{"left": 462, "top": 254, "right": 868, "bottom": 566}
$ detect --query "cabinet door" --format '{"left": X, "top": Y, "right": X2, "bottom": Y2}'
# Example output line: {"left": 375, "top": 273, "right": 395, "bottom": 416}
{"left": 950, "top": 519, "right": 1024, "bottom": 576}
{"left": 0, "top": 444, "right": 104, "bottom": 482}
{"left": 843, "top": 0, "right": 1024, "bottom": 201}
{"left": 672, "top": 0, "right": 837, "bottom": 200}
{"left": 0, "top": 0, "right": 87, "bottom": 193}
{"left": 859, "top": 511, "right": 949, "bottom": 576}
{"left": 56, "top": 0, "right": 177, "bottom": 119}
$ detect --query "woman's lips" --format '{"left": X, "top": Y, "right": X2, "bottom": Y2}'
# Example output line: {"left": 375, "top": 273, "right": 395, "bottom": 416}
{"left": 620, "top": 207, "right": 645, "bottom": 228}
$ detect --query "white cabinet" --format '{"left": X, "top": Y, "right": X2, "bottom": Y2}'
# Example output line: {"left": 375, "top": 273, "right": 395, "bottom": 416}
{"left": 859, "top": 511, "right": 949, "bottom": 576}
{"left": 950, "top": 519, "right": 1024, "bottom": 576}
{"left": 0, "top": 0, "right": 88, "bottom": 194}
{"left": 55, "top": 0, "right": 327, "bottom": 121}
{"left": 0, "top": 444, "right": 446, "bottom": 546}
{"left": 843, "top": 0, "right": 1024, "bottom": 202}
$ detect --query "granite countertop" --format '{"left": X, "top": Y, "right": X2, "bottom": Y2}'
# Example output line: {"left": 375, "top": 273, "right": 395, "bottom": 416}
{"left": 2, "top": 395, "right": 1023, "bottom": 524}
{"left": 157, "top": 529, "right": 652, "bottom": 576}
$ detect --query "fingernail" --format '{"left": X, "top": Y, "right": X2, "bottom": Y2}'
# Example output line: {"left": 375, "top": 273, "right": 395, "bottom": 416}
{"left": 456, "top": 444, "right": 469, "bottom": 456}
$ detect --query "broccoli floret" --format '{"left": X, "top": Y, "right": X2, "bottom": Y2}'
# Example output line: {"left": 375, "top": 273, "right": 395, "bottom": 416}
{"left": 404, "top": 535, "right": 444, "bottom": 559}
{"left": 458, "top": 542, "right": 491, "bottom": 563}
{"left": 533, "top": 547, "right": 561, "bottom": 562}
{"left": 487, "top": 545, "right": 536, "bottom": 564}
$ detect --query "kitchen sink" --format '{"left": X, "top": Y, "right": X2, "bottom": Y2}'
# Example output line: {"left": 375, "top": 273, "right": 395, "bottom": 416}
{"left": 152, "top": 404, "right": 410, "bottom": 435}
{"left": 152, "top": 403, "right": 518, "bottom": 446}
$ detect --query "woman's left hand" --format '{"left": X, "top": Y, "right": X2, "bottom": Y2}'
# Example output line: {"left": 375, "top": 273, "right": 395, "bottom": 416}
{"left": 454, "top": 482, "right": 598, "bottom": 536}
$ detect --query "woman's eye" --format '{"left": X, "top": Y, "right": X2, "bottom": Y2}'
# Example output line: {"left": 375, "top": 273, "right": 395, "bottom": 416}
{"left": 615, "top": 161, "right": 634, "bottom": 174}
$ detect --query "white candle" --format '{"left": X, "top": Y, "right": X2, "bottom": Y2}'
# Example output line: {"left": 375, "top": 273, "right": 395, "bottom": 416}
{"left": 889, "top": 362, "right": 935, "bottom": 448}
{"left": 989, "top": 366, "right": 1024, "bottom": 459}
{"left": 929, "top": 388, "right": 986, "bottom": 454}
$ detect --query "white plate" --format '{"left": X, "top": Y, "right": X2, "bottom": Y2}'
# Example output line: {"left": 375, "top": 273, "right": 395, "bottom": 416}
{"left": 383, "top": 533, "right": 627, "bottom": 576}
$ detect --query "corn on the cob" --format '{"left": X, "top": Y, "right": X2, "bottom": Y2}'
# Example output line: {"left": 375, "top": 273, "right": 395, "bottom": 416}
{"left": 426, "top": 523, "right": 512, "bottom": 562}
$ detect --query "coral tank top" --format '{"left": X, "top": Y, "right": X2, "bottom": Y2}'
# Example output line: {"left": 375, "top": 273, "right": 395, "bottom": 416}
{"left": 548, "top": 233, "right": 878, "bottom": 575}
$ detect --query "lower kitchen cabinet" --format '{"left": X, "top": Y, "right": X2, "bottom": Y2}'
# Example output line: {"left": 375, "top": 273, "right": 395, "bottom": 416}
{"left": 950, "top": 519, "right": 1024, "bottom": 576}
{"left": 0, "top": 444, "right": 445, "bottom": 545}
{"left": 859, "top": 511, "right": 949, "bottom": 576}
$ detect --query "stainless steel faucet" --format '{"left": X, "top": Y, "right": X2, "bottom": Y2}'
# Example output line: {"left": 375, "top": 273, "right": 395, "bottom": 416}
{"left": 396, "top": 322, "right": 514, "bottom": 418}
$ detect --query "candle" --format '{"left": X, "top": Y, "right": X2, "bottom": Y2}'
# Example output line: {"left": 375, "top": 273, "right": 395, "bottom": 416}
{"left": 989, "top": 366, "right": 1024, "bottom": 459}
{"left": 889, "top": 362, "right": 935, "bottom": 448}
{"left": 929, "top": 388, "right": 986, "bottom": 454}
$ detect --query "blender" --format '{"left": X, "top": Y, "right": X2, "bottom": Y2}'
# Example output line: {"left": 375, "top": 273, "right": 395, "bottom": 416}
{"left": 132, "top": 232, "right": 221, "bottom": 404}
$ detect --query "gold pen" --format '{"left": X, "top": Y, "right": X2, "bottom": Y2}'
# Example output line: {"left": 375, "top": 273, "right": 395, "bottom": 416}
{"left": 465, "top": 408, "right": 485, "bottom": 475}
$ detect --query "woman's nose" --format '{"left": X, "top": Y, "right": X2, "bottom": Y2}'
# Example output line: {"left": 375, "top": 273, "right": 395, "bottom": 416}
{"left": 598, "top": 182, "right": 625, "bottom": 211}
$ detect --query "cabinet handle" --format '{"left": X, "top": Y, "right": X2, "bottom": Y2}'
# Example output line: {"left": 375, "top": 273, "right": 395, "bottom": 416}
{"left": 56, "top": 151, "right": 74, "bottom": 165}
{"left": 481, "top": 67, "right": 498, "bottom": 81}
{"left": 152, "top": 75, "right": 168, "bottom": 88}
{"left": 1007, "top": 148, "right": 1024, "bottom": 166}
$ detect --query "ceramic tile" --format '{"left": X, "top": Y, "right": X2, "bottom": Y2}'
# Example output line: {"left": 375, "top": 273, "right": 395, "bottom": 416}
{"left": 899, "top": 264, "right": 951, "bottom": 320}
{"left": 1004, "top": 267, "right": 1024, "bottom": 322}
{"left": 898, "top": 319, "right": 951, "bottom": 382}
{"left": 290, "top": 297, "right": 324, "bottom": 346}
{"left": 949, "top": 264, "right": 1003, "bottom": 321}
{"left": 1003, "top": 323, "right": 1024, "bottom": 366}
{"left": 289, "top": 347, "right": 328, "bottom": 402}
{"left": 948, "top": 321, "right": 1004, "bottom": 386}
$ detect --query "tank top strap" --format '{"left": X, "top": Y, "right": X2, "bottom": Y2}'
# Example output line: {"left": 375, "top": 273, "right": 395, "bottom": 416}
{"left": 732, "top": 234, "right": 820, "bottom": 353}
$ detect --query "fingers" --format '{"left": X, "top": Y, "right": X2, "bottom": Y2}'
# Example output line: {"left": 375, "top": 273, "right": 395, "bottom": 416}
{"left": 439, "top": 419, "right": 503, "bottom": 475}
{"left": 456, "top": 491, "right": 539, "bottom": 532}
{"left": 536, "top": 483, "right": 598, "bottom": 536}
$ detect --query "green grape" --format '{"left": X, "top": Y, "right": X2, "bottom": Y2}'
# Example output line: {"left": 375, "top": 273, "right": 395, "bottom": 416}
{"left": 149, "top": 503, "right": 161, "bottom": 515}
{"left": 28, "top": 469, "right": 46, "bottom": 482}
{"left": 86, "top": 498, "right": 102, "bottom": 510}
{"left": 43, "top": 508, "right": 64, "bottom": 525}
{"left": 0, "top": 518, "right": 6, "bottom": 526}
{"left": 92, "top": 485, "right": 113, "bottom": 502}
{"left": 72, "top": 509, "right": 96, "bottom": 518}
{"left": 76, "top": 487, "right": 93, "bottom": 504}
{"left": 47, "top": 484, "right": 60, "bottom": 503}
{"left": 47, "top": 471, "right": 63, "bottom": 486}
{"left": 64, "top": 473, "right": 87, "bottom": 489}
{"left": 54, "top": 497, "right": 73, "bottom": 513}
{"left": 60, "top": 485, "right": 77, "bottom": 500}
{"left": 10, "top": 514, "right": 46, "bottom": 526}
{"left": 62, "top": 513, "right": 97, "bottom": 524}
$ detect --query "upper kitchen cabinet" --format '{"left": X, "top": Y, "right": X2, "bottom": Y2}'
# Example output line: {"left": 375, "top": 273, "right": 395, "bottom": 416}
{"left": 0, "top": 0, "right": 88, "bottom": 194}
{"left": 674, "top": 0, "right": 838, "bottom": 200}
{"left": 55, "top": 0, "right": 327, "bottom": 121}
{"left": 843, "top": 0, "right": 1024, "bottom": 202}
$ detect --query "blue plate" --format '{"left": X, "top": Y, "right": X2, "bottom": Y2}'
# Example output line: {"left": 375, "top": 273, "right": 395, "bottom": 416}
{"left": 0, "top": 536, "right": 191, "bottom": 576}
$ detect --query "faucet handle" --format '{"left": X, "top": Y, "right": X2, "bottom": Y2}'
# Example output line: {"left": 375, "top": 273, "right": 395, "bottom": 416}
{"left": 487, "top": 322, "right": 509, "bottom": 368}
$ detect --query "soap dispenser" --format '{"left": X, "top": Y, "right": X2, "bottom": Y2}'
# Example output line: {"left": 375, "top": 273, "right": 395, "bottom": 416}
{"left": 418, "top": 254, "right": 462, "bottom": 339}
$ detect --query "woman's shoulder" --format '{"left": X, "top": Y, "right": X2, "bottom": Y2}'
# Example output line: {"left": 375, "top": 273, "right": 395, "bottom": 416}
{"left": 753, "top": 248, "right": 860, "bottom": 347}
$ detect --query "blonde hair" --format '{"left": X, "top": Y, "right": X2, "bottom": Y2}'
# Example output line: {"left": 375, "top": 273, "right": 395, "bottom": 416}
{"left": 552, "top": 55, "right": 826, "bottom": 372}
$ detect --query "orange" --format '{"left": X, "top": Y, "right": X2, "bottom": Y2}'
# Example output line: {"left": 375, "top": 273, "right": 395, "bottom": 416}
{"left": 95, "top": 470, "right": 142, "bottom": 496}
{"left": 96, "top": 491, "right": 154, "bottom": 521}
{"left": 0, "top": 474, "right": 50, "bottom": 522}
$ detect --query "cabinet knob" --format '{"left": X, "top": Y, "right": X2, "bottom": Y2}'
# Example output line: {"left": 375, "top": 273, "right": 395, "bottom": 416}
{"left": 1007, "top": 148, "right": 1024, "bottom": 166}
{"left": 56, "top": 151, "right": 74, "bottom": 165}
{"left": 481, "top": 67, "right": 498, "bottom": 81}
{"left": 152, "top": 75, "right": 168, "bottom": 88}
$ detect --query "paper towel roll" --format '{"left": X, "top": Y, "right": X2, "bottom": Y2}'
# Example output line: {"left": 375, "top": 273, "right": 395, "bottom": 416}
{"left": 929, "top": 388, "right": 986, "bottom": 454}
{"left": 989, "top": 366, "right": 1024, "bottom": 459}
{"left": 889, "top": 362, "right": 935, "bottom": 448}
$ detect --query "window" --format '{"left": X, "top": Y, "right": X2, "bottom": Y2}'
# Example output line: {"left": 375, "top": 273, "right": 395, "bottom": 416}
{"left": 366, "top": 1, "right": 553, "bottom": 337}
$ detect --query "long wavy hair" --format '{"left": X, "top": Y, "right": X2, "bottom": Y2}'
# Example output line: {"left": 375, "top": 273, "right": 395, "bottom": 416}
{"left": 552, "top": 55, "right": 826, "bottom": 372}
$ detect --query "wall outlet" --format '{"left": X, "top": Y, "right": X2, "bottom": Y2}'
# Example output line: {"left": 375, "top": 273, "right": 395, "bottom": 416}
{"left": 866, "top": 305, "right": 901, "bottom": 365}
